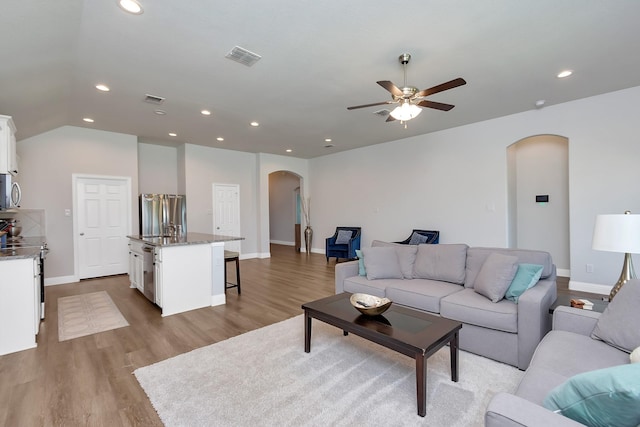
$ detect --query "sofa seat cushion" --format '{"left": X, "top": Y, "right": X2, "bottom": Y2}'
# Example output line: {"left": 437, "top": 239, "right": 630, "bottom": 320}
{"left": 342, "top": 276, "right": 389, "bottom": 297}
{"left": 516, "top": 330, "right": 630, "bottom": 405}
{"left": 440, "top": 288, "right": 518, "bottom": 333}
{"left": 385, "top": 279, "right": 463, "bottom": 314}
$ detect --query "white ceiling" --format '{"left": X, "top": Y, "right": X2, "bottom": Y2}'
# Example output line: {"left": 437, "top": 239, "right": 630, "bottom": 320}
{"left": 2, "top": 1, "right": 640, "bottom": 158}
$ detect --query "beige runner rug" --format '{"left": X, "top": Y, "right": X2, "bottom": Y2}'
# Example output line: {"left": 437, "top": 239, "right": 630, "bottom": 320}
{"left": 58, "top": 291, "right": 129, "bottom": 341}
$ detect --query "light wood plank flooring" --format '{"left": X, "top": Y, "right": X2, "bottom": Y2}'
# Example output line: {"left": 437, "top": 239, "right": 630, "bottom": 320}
{"left": 0, "top": 245, "right": 594, "bottom": 426}
{"left": 0, "top": 244, "right": 335, "bottom": 426}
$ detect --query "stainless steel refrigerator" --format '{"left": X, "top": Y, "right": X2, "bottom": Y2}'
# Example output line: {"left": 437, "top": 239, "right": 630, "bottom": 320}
{"left": 139, "top": 194, "right": 187, "bottom": 237}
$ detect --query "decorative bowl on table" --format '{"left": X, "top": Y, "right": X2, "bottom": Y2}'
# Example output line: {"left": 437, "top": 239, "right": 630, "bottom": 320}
{"left": 350, "top": 293, "right": 392, "bottom": 316}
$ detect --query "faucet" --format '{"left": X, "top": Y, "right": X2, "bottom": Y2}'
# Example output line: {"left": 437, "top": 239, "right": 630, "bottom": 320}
{"left": 165, "top": 222, "right": 176, "bottom": 237}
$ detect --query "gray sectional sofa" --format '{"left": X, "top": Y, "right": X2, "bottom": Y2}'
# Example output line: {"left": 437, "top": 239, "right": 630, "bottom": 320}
{"left": 485, "top": 281, "right": 640, "bottom": 426}
{"left": 335, "top": 241, "right": 557, "bottom": 370}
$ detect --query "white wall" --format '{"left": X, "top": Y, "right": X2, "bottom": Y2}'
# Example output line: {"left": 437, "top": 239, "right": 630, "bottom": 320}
{"left": 17, "top": 126, "right": 138, "bottom": 283}
{"left": 138, "top": 142, "right": 178, "bottom": 194}
{"left": 310, "top": 85, "right": 640, "bottom": 293}
{"left": 257, "top": 153, "right": 309, "bottom": 257}
{"left": 15, "top": 85, "right": 640, "bottom": 293}
{"left": 269, "top": 171, "right": 300, "bottom": 244}
{"left": 510, "top": 135, "right": 569, "bottom": 272}
{"left": 182, "top": 144, "right": 259, "bottom": 256}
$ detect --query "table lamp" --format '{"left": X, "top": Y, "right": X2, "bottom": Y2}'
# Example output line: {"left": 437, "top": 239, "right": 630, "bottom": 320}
{"left": 592, "top": 211, "right": 640, "bottom": 300}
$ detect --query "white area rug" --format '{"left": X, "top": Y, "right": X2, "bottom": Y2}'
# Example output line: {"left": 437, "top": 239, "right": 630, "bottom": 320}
{"left": 58, "top": 291, "right": 129, "bottom": 341}
{"left": 135, "top": 315, "right": 523, "bottom": 426}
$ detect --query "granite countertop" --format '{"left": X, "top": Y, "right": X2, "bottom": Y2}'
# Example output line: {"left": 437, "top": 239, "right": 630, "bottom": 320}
{"left": 0, "top": 235, "right": 47, "bottom": 261}
{"left": 0, "top": 247, "right": 41, "bottom": 261}
{"left": 127, "top": 232, "right": 244, "bottom": 247}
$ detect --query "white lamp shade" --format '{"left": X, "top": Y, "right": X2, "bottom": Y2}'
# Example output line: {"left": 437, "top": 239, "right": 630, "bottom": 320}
{"left": 389, "top": 103, "right": 422, "bottom": 121}
{"left": 592, "top": 214, "right": 640, "bottom": 253}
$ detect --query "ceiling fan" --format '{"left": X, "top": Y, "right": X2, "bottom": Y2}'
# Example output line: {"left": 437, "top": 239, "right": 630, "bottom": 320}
{"left": 347, "top": 53, "right": 466, "bottom": 124}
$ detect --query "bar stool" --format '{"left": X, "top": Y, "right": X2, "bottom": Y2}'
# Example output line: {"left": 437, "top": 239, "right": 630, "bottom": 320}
{"left": 224, "top": 250, "right": 241, "bottom": 294}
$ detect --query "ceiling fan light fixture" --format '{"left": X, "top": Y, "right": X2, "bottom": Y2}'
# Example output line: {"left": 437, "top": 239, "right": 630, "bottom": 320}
{"left": 390, "top": 103, "right": 422, "bottom": 121}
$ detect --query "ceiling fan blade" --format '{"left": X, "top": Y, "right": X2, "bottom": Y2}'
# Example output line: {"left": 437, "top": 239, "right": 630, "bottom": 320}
{"left": 417, "top": 100, "right": 455, "bottom": 111}
{"left": 385, "top": 115, "right": 396, "bottom": 122}
{"left": 377, "top": 81, "right": 403, "bottom": 97}
{"left": 416, "top": 78, "right": 466, "bottom": 98}
{"left": 347, "top": 101, "right": 393, "bottom": 110}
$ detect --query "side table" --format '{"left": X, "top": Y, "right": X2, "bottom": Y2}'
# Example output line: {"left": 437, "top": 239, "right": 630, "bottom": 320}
{"left": 549, "top": 294, "right": 608, "bottom": 314}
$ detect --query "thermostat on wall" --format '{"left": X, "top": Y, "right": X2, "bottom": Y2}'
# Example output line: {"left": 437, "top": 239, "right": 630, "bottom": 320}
{"left": 536, "top": 195, "right": 549, "bottom": 203}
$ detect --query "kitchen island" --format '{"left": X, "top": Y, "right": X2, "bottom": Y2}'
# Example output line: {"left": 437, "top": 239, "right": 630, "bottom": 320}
{"left": 127, "top": 233, "right": 243, "bottom": 316}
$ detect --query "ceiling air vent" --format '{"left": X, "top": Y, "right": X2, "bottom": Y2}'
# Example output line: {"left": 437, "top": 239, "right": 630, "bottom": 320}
{"left": 373, "top": 109, "right": 391, "bottom": 117}
{"left": 225, "top": 46, "right": 262, "bottom": 67}
{"left": 144, "top": 94, "right": 165, "bottom": 105}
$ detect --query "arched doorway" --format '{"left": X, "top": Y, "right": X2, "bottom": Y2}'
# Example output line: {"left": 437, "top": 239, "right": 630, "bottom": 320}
{"left": 268, "top": 170, "right": 302, "bottom": 253}
{"left": 507, "top": 135, "right": 570, "bottom": 276}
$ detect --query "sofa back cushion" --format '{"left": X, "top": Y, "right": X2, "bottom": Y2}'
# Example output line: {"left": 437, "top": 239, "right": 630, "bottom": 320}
{"left": 361, "top": 247, "right": 403, "bottom": 280}
{"left": 465, "top": 247, "right": 553, "bottom": 289}
{"left": 412, "top": 244, "right": 468, "bottom": 284}
{"left": 371, "top": 240, "right": 417, "bottom": 279}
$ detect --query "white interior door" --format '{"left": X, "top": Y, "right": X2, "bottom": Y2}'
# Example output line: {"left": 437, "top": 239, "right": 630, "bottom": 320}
{"left": 213, "top": 183, "right": 241, "bottom": 253}
{"left": 76, "top": 176, "right": 131, "bottom": 279}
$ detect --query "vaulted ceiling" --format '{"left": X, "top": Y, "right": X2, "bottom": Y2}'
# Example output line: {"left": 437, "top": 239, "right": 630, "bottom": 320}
{"left": 2, "top": 1, "right": 640, "bottom": 158}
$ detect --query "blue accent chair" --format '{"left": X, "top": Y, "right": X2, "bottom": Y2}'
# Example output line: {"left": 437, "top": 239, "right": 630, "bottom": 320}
{"left": 325, "top": 227, "right": 361, "bottom": 262}
{"left": 394, "top": 229, "right": 440, "bottom": 245}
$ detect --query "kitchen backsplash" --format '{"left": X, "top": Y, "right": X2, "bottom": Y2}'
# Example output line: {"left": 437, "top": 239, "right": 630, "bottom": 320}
{"left": 0, "top": 209, "right": 46, "bottom": 237}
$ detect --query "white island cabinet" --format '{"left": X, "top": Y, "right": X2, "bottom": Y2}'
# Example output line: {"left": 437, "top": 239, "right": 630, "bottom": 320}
{"left": 128, "top": 233, "right": 241, "bottom": 316}
{"left": 0, "top": 254, "right": 40, "bottom": 356}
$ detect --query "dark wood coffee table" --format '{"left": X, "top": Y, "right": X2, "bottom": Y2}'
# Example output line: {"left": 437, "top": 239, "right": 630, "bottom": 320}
{"left": 302, "top": 293, "right": 462, "bottom": 417}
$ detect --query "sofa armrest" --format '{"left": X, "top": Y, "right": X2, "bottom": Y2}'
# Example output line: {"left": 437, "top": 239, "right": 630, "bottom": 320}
{"left": 516, "top": 268, "right": 557, "bottom": 369}
{"left": 335, "top": 260, "right": 359, "bottom": 294}
{"left": 485, "top": 393, "right": 585, "bottom": 427}
{"left": 552, "top": 306, "right": 600, "bottom": 336}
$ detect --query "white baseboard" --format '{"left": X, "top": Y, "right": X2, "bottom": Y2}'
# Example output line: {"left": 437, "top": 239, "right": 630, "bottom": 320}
{"left": 211, "top": 294, "right": 226, "bottom": 307}
{"left": 569, "top": 280, "right": 610, "bottom": 295}
{"left": 257, "top": 252, "right": 271, "bottom": 259}
{"left": 556, "top": 268, "right": 570, "bottom": 278}
{"left": 45, "top": 275, "right": 77, "bottom": 286}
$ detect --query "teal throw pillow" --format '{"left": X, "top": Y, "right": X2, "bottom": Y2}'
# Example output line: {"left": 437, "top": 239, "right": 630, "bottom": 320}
{"left": 504, "top": 264, "right": 543, "bottom": 303}
{"left": 543, "top": 364, "right": 640, "bottom": 427}
{"left": 355, "top": 249, "right": 365, "bottom": 276}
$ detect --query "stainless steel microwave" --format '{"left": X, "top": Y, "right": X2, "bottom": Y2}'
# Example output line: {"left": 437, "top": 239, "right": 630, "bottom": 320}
{"left": 0, "top": 174, "right": 21, "bottom": 210}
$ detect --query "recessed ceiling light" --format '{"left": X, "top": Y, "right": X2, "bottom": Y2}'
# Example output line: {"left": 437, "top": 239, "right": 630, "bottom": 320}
{"left": 535, "top": 100, "right": 546, "bottom": 108}
{"left": 95, "top": 84, "right": 110, "bottom": 92}
{"left": 117, "top": 0, "right": 143, "bottom": 14}
{"left": 216, "top": 137, "right": 224, "bottom": 142}
{"left": 168, "top": 132, "right": 177, "bottom": 137}
{"left": 83, "top": 117, "right": 94, "bottom": 123}
{"left": 286, "top": 149, "right": 292, "bottom": 153}
{"left": 250, "top": 121, "right": 259, "bottom": 127}
{"left": 557, "top": 70, "right": 573, "bottom": 78}
{"left": 324, "top": 138, "right": 332, "bottom": 142}
{"left": 154, "top": 110, "right": 167, "bottom": 115}
{"left": 201, "top": 110, "right": 211, "bottom": 116}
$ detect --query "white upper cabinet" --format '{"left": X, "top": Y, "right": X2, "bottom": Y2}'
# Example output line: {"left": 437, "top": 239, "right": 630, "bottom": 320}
{"left": 0, "top": 115, "right": 18, "bottom": 176}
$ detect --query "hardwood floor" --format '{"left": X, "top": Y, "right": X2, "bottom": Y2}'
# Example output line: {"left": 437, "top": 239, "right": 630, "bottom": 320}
{"left": 0, "top": 244, "right": 335, "bottom": 426}
{"left": 0, "top": 245, "right": 597, "bottom": 426}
